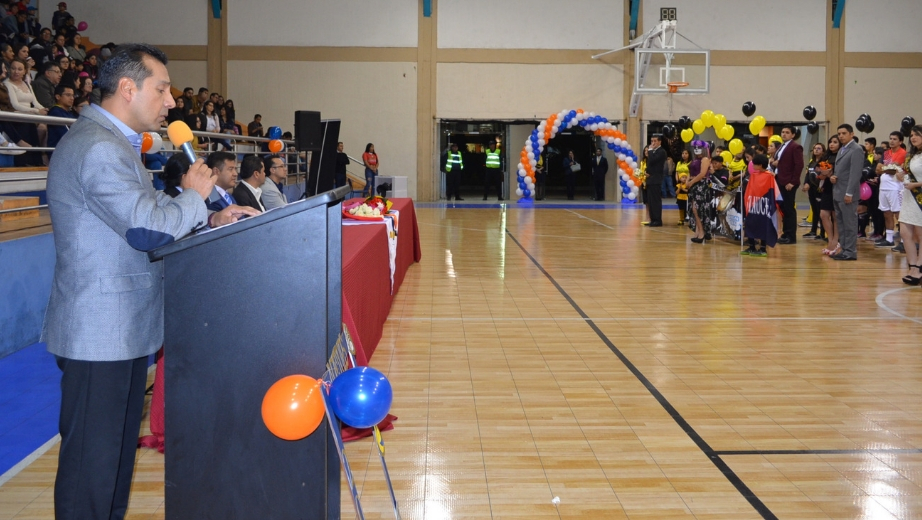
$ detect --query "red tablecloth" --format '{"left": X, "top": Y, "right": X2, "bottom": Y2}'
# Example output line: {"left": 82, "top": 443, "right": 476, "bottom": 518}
{"left": 142, "top": 198, "right": 421, "bottom": 451}
{"left": 341, "top": 198, "right": 421, "bottom": 366}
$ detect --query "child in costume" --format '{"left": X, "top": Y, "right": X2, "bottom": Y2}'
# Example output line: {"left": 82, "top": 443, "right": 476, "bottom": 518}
{"left": 742, "top": 154, "right": 783, "bottom": 257}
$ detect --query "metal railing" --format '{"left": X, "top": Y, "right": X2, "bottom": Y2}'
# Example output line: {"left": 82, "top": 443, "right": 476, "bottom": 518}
{"left": 0, "top": 111, "right": 305, "bottom": 216}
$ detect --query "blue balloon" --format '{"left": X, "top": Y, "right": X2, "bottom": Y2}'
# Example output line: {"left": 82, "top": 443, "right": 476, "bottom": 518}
{"left": 268, "top": 126, "right": 282, "bottom": 140}
{"left": 519, "top": 181, "right": 526, "bottom": 189}
{"left": 523, "top": 189, "right": 531, "bottom": 197}
{"left": 622, "top": 186, "right": 630, "bottom": 194}
{"left": 328, "top": 367, "right": 393, "bottom": 429}
{"left": 569, "top": 110, "right": 577, "bottom": 117}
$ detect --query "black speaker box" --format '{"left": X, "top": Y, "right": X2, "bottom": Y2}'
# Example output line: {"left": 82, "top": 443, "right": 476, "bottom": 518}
{"left": 294, "top": 111, "right": 322, "bottom": 151}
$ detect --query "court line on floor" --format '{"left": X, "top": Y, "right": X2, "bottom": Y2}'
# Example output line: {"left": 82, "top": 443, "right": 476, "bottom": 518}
{"left": 0, "top": 434, "right": 60, "bottom": 487}
{"left": 875, "top": 287, "right": 922, "bottom": 325}
{"left": 564, "top": 209, "right": 615, "bottom": 230}
{"left": 715, "top": 448, "right": 922, "bottom": 456}
{"left": 504, "top": 228, "right": 777, "bottom": 520}
{"left": 388, "top": 316, "right": 901, "bottom": 322}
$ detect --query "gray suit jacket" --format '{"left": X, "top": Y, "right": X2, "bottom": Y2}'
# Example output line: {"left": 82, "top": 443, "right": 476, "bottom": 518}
{"left": 42, "top": 105, "right": 208, "bottom": 361}
{"left": 833, "top": 140, "right": 863, "bottom": 202}
{"left": 260, "top": 178, "right": 288, "bottom": 210}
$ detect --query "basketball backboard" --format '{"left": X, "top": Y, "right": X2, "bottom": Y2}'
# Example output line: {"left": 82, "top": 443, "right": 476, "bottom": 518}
{"left": 634, "top": 48, "right": 710, "bottom": 95}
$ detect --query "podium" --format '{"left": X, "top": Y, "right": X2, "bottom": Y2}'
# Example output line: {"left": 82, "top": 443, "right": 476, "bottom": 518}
{"left": 149, "top": 186, "right": 351, "bottom": 519}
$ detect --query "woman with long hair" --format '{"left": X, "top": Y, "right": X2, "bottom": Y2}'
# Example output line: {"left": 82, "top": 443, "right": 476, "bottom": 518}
{"left": 816, "top": 136, "right": 840, "bottom": 255}
{"left": 65, "top": 33, "right": 86, "bottom": 63}
{"left": 362, "top": 143, "right": 378, "bottom": 197}
{"left": 896, "top": 125, "right": 922, "bottom": 284}
{"left": 202, "top": 100, "right": 233, "bottom": 151}
{"left": 224, "top": 99, "right": 242, "bottom": 134}
{"left": 167, "top": 96, "right": 185, "bottom": 124}
{"left": 685, "top": 141, "right": 712, "bottom": 243}
{"left": 802, "top": 142, "right": 826, "bottom": 240}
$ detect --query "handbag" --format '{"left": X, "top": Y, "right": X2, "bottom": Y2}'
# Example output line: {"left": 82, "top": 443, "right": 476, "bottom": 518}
{"left": 570, "top": 163, "right": 581, "bottom": 172}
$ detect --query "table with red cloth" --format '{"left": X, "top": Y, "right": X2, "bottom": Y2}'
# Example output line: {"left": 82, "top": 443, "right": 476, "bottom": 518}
{"left": 140, "top": 198, "right": 421, "bottom": 451}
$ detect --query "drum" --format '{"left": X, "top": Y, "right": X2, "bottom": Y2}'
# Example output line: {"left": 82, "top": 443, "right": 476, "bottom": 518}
{"left": 717, "top": 192, "right": 735, "bottom": 213}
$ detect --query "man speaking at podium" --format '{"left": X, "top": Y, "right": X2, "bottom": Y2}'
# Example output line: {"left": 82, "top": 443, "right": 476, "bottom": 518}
{"left": 42, "top": 44, "right": 257, "bottom": 520}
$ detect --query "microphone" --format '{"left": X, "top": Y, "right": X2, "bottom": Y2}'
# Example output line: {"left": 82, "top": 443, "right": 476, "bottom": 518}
{"left": 167, "top": 121, "right": 198, "bottom": 163}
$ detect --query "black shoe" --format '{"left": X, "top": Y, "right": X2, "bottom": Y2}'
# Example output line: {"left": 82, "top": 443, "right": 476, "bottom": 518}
{"left": 483, "top": 196, "right": 488, "bottom": 200}
{"left": 455, "top": 197, "right": 464, "bottom": 201}
{"left": 802, "top": 232, "right": 817, "bottom": 238}
{"left": 892, "top": 243, "right": 905, "bottom": 253}
{"left": 875, "top": 239, "right": 895, "bottom": 247}
{"left": 648, "top": 222, "right": 663, "bottom": 227}
{"left": 831, "top": 253, "right": 857, "bottom": 261}
{"left": 498, "top": 197, "right": 504, "bottom": 201}
{"left": 704, "top": 233, "right": 712, "bottom": 241}
{"left": 690, "top": 237, "right": 704, "bottom": 244}
{"left": 777, "top": 237, "right": 796, "bottom": 245}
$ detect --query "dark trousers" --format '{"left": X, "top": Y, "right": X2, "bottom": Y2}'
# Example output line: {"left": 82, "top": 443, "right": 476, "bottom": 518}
{"left": 593, "top": 174, "right": 605, "bottom": 201}
{"left": 868, "top": 183, "right": 885, "bottom": 235}
{"left": 646, "top": 183, "right": 663, "bottom": 223}
{"left": 807, "top": 185, "right": 823, "bottom": 235}
{"left": 779, "top": 185, "right": 798, "bottom": 240}
{"left": 445, "top": 170, "right": 461, "bottom": 200}
{"left": 483, "top": 168, "right": 503, "bottom": 199}
{"left": 565, "top": 174, "right": 576, "bottom": 200}
{"left": 55, "top": 355, "right": 149, "bottom": 520}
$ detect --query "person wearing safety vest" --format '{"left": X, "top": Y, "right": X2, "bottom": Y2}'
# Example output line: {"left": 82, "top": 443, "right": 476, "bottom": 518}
{"left": 442, "top": 142, "right": 464, "bottom": 201}
{"left": 483, "top": 140, "right": 505, "bottom": 201}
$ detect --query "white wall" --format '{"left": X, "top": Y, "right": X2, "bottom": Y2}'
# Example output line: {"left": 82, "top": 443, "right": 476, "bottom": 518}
{"left": 642, "top": 0, "right": 826, "bottom": 52}
{"left": 844, "top": 0, "right": 922, "bottom": 53}
{"left": 437, "top": 63, "right": 624, "bottom": 120}
{"left": 844, "top": 68, "right": 922, "bottom": 136}
{"left": 438, "top": 0, "right": 624, "bottom": 49}
{"left": 228, "top": 61, "right": 419, "bottom": 196}
{"left": 228, "top": 0, "right": 417, "bottom": 47}
{"left": 44, "top": 0, "right": 207, "bottom": 46}
{"left": 167, "top": 61, "right": 207, "bottom": 94}
{"left": 641, "top": 66, "right": 826, "bottom": 122}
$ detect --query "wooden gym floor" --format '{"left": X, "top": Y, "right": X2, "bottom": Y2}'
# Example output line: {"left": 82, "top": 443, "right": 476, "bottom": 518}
{"left": 2, "top": 204, "right": 922, "bottom": 519}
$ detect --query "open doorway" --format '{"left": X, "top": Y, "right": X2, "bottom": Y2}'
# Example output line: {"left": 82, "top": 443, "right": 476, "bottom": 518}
{"left": 440, "top": 121, "right": 506, "bottom": 201}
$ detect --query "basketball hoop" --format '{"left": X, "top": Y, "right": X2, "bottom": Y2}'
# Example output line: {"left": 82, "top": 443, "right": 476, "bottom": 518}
{"left": 666, "top": 81, "right": 689, "bottom": 116}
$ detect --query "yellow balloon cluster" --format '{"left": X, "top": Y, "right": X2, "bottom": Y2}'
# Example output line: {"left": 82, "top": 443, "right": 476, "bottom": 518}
{"left": 749, "top": 115, "right": 766, "bottom": 135}
{"left": 681, "top": 128, "right": 694, "bottom": 143}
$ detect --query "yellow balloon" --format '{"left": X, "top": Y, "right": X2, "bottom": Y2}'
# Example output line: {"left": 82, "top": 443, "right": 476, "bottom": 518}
{"left": 692, "top": 119, "right": 705, "bottom": 134}
{"left": 681, "top": 128, "right": 694, "bottom": 143}
{"left": 721, "top": 124, "right": 735, "bottom": 141}
{"left": 728, "top": 138, "right": 744, "bottom": 156}
{"left": 714, "top": 114, "right": 727, "bottom": 129}
{"left": 720, "top": 151, "right": 733, "bottom": 165}
{"left": 701, "top": 110, "right": 715, "bottom": 128}
{"left": 749, "top": 115, "right": 766, "bottom": 135}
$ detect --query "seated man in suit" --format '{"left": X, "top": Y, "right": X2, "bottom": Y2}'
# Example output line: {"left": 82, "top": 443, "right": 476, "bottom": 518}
{"left": 233, "top": 155, "right": 266, "bottom": 212}
{"left": 205, "top": 151, "right": 238, "bottom": 212}
{"left": 260, "top": 154, "right": 288, "bottom": 210}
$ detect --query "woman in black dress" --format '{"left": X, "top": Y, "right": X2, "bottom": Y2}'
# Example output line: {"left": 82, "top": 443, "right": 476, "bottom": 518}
{"left": 802, "top": 142, "right": 826, "bottom": 240}
{"left": 816, "top": 136, "right": 840, "bottom": 256}
{"left": 685, "top": 141, "right": 712, "bottom": 243}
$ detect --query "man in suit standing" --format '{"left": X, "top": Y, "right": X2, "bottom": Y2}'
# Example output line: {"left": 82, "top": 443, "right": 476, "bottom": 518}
{"left": 644, "top": 134, "right": 667, "bottom": 226}
{"left": 771, "top": 124, "right": 805, "bottom": 244}
{"left": 591, "top": 148, "right": 608, "bottom": 201}
{"left": 233, "top": 154, "right": 267, "bottom": 212}
{"left": 831, "top": 124, "right": 864, "bottom": 260}
{"left": 260, "top": 154, "right": 288, "bottom": 210}
{"left": 43, "top": 44, "right": 257, "bottom": 520}
{"left": 205, "top": 151, "right": 238, "bottom": 213}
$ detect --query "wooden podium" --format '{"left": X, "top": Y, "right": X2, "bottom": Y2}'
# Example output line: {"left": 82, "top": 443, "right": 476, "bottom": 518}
{"left": 149, "top": 187, "right": 350, "bottom": 519}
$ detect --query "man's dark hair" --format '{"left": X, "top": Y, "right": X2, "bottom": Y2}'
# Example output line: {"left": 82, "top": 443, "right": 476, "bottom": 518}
{"left": 263, "top": 154, "right": 283, "bottom": 174}
{"left": 239, "top": 155, "right": 264, "bottom": 181}
{"left": 753, "top": 144, "right": 766, "bottom": 154}
{"left": 198, "top": 87, "right": 208, "bottom": 94}
{"left": 41, "top": 62, "right": 60, "bottom": 76}
{"left": 865, "top": 137, "right": 877, "bottom": 146}
{"left": 97, "top": 43, "right": 168, "bottom": 101}
{"left": 752, "top": 154, "right": 769, "bottom": 168}
{"left": 710, "top": 154, "right": 724, "bottom": 164}
{"left": 158, "top": 153, "right": 191, "bottom": 190}
{"left": 890, "top": 131, "right": 904, "bottom": 142}
{"left": 781, "top": 124, "right": 797, "bottom": 135}
{"left": 838, "top": 123, "right": 854, "bottom": 133}
{"left": 282, "top": 131, "right": 292, "bottom": 139}
{"left": 253, "top": 114, "right": 261, "bottom": 119}
{"left": 874, "top": 146, "right": 886, "bottom": 155}
{"left": 650, "top": 134, "right": 662, "bottom": 143}
{"left": 183, "top": 87, "right": 193, "bottom": 94}
{"left": 53, "top": 84, "right": 72, "bottom": 96}
{"left": 206, "top": 151, "right": 235, "bottom": 169}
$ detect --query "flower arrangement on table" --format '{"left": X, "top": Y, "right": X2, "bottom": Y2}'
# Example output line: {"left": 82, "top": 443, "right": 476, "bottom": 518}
{"left": 343, "top": 196, "right": 393, "bottom": 220}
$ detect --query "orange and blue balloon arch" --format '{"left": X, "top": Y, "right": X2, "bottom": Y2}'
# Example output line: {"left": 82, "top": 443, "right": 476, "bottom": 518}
{"left": 516, "top": 109, "right": 641, "bottom": 203}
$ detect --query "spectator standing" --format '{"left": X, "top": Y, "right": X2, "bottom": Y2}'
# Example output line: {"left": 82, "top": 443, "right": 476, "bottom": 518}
{"left": 31, "top": 62, "right": 59, "bottom": 108}
{"left": 644, "top": 134, "right": 667, "bottom": 226}
{"left": 830, "top": 124, "right": 863, "bottom": 261}
{"left": 562, "top": 150, "right": 578, "bottom": 200}
{"left": 260, "top": 154, "right": 289, "bottom": 210}
{"left": 686, "top": 141, "right": 712, "bottom": 243}
{"left": 442, "top": 142, "right": 463, "bottom": 201}
{"left": 482, "top": 140, "right": 504, "bottom": 201}
{"left": 875, "top": 131, "right": 907, "bottom": 248}
{"left": 247, "top": 113, "right": 263, "bottom": 137}
{"left": 335, "top": 141, "right": 350, "bottom": 188}
{"left": 771, "top": 124, "right": 804, "bottom": 244}
{"left": 362, "top": 143, "right": 379, "bottom": 198}
{"left": 46, "top": 83, "right": 75, "bottom": 150}
{"left": 51, "top": 2, "right": 70, "bottom": 31}
{"left": 802, "top": 143, "right": 826, "bottom": 240}
{"left": 233, "top": 155, "right": 267, "bottom": 212}
{"left": 896, "top": 126, "right": 922, "bottom": 284}
{"left": 591, "top": 147, "right": 608, "bottom": 201}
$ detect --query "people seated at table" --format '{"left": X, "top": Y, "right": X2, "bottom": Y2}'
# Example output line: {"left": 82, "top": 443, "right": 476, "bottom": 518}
{"left": 260, "top": 154, "right": 288, "bottom": 210}
{"left": 205, "top": 151, "right": 238, "bottom": 212}
{"left": 233, "top": 155, "right": 266, "bottom": 212}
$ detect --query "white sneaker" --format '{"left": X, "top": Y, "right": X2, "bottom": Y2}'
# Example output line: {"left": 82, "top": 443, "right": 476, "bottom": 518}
{"left": 0, "top": 142, "right": 26, "bottom": 155}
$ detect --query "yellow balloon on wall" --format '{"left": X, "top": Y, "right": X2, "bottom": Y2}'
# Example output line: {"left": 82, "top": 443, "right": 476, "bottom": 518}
{"left": 681, "top": 128, "right": 694, "bottom": 143}
{"left": 692, "top": 119, "right": 706, "bottom": 134}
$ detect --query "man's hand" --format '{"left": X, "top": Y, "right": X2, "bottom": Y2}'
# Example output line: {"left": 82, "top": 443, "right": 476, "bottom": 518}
{"left": 211, "top": 205, "right": 261, "bottom": 227}
{"left": 844, "top": 195, "right": 853, "bottom": 204}
{"left": 785, "top": 183, "right": 794, "bottom": 191}
{"left": 830, "top": 175, "right": 837, "bottom": 184}
{"left": 181, "top": 158, "right": 217, "bottom": 200}
{"left": 802, "top": 183, "right": 809, "bottom": 193}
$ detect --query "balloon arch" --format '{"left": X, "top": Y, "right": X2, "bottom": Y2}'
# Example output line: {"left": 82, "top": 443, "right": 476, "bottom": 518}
{"left": 516, "top": 109, "right": 641, "bottom": 202}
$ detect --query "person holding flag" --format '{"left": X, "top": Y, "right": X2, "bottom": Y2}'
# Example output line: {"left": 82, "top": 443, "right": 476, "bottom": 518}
{"left": 741, "top": 154, "right": 783, "bottom": 257}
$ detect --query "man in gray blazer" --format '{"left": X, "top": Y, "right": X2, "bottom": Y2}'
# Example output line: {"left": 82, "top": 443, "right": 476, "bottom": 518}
{"left": 261, "top": 154, "right": 289, "bottom": 210}
{"left": 831, "top": 123, "right": 864, "bottom": 260}
{"left": 42, "top": 44, "right": 257, "bottom": 520}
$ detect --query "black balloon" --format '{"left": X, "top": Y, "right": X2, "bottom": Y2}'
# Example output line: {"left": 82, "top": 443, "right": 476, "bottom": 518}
{"left": 742, "top": 101, "right": 756, "bottom": 117}
{"left": 866, "top": 121, "right": 875, "bottom": 133}
{"left": 678, "top": 115, "right": 691, "bottom": 130}
{"left": 807, "top": 122, "right": 819, "bottom": 134}
{"left": 856, "top": 115, "right": 869, "bottom": 132}
{"left": 662, "top": 124, "right": 676, "bottom": 139}
{"left": 902, "top": 116, "right": 916, "bottom": 129}
{"left": 794, "top": 127, "right": 802, "bottom": 140}
{"left": 802, "top": 105, "right": 817, "bottom": 121}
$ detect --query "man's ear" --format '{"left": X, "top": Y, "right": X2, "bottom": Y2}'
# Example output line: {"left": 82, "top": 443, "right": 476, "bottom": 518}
{"left": 117, "top": 77, "right": 135, "bottom": 102}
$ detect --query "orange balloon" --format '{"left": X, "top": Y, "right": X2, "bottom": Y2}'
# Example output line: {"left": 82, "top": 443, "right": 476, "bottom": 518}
{"left": 140, "top": 132, "right": 153, "bottom": 154}
{"left": 261, "top": 375, "right": 325, "bottom": 441}
{"left": 268, "top": 139, "right": 284, "bottom": 153}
